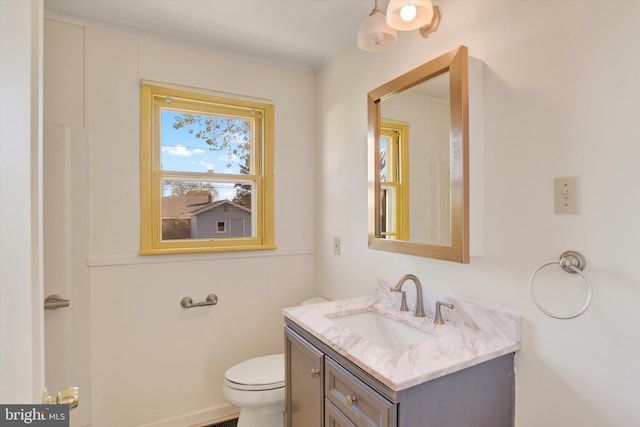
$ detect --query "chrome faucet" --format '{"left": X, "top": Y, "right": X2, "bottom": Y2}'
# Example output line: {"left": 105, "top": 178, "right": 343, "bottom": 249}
{"left": 391, "top": 274, "right": 426, "bottom": 317}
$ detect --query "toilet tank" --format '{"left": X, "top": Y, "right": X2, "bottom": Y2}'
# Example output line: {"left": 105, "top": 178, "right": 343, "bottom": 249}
{"left": 301, "top": 297, "right": 328, "bottom": 305}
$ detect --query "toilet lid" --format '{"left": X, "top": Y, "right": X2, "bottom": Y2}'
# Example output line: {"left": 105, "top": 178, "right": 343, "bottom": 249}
{"left": 225, "top": 354, "right": 285, "bottom": 390}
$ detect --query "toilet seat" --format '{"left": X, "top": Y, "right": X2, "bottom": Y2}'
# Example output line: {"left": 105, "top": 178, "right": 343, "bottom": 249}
{"left": 224, "top": 354, "right": 284, "bottom": 391}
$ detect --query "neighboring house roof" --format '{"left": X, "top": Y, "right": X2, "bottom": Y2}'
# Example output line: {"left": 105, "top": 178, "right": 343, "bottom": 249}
{"left": 190, "top": 199, "right": 251, "bottom": 216}
{"left": 162, "top": 195, "right": 213, "bottom": 219}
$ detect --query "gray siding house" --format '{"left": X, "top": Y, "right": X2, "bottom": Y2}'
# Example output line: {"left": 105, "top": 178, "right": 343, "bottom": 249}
{"left": 190, "top": 199, "right": 252, "bottom": 239}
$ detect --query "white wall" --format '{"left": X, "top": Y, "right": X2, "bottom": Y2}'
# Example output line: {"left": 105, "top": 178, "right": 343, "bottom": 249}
{"left": 44, "top": 19, "right": 316, "bottom": 426}
{"left": 315, "top": 1, "right": 640, "bottom": 426}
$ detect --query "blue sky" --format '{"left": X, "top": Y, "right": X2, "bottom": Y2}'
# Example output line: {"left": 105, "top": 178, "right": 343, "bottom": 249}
{"left": 160, "top": 110, "right": 252, "bottom": 200}
{"left": 160, "top": 110, "right": 247, "bottom": 174}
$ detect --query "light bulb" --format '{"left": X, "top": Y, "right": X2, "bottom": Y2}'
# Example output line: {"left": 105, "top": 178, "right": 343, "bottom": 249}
{"left": 370, "top": 32, "right": 385, "bottom": 45}
{"left": 400, "top": 4, "right": 417, "bottom": 22}
{"left": 357, "top": 4, "right": 397, "bottom": 51}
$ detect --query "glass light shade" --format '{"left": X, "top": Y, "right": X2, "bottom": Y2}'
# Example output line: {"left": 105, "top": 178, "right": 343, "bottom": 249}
{"left": 386, "top": 0, "right": 434, "bottom": 31}
{"left": 357, "top": 9, "right": 398, "bottom": 52}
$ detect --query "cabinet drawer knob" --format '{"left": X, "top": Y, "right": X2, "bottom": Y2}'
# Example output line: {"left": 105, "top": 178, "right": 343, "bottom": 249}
{"left": 346, "top": 395, "right": 358, "bottom": 407}
{"left": 310, "top": 368, "right": 320, "bottom": 378}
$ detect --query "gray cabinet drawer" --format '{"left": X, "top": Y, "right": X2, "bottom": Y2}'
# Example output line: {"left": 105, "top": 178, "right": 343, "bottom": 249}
{"left": 324, "top": 357, "right": 395, "bottom": 427}
{"left": 325, "top": 399, "right": 357, "bottom": 427}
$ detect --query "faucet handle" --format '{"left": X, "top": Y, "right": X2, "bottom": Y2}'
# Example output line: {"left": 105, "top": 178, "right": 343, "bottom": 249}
{"left": 391, "top": 287, "right": 411, "bottom": 312}
{"left": 432, "top": 301, "right": 454, "bottom": 325}
{"left": 399, "top": 291, "right": 410, "bottom": 312}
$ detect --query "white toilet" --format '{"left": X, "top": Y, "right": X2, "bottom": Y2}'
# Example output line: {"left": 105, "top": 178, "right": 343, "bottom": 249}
{"left": 223, "top": 354, "right": 285, "bottom": 427}
{"left": 222, "top": 297, "right": 327, "bottom": 427}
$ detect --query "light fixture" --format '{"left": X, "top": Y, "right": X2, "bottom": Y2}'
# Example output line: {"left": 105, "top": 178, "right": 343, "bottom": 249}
{"left": 357, "top": 0, "right": 441, "bottom": 52}
{"left": 386, "top": 0, "right": 434, "bottom": 31}
{"left": 416, "top": 5, "right": 441, "bottom": 38}
{"left": 357, "top": 0, "right": 398, "bottom": 52}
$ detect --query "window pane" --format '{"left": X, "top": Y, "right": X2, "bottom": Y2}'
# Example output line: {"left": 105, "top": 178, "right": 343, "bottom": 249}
{"left": 380, "top": 186, "right": 396, "bottom": 238}
{"left": 379, "top": 136, "right": 388, "bottom": 182}
{"left": 161, "top": 110, "right": 252, "bottom": 174}
{"left": 161, "top": 179, "right": 254, "bottom": 240}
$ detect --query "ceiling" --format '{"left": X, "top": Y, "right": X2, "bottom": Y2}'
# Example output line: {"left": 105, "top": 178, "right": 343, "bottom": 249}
{"left": 44, "top": 0, "right": 387, "bottom": 71}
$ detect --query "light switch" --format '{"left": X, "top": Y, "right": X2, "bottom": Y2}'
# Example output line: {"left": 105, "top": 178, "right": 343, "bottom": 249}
{"left": 333, "top": 237, "right": 341, "bottom": 255}
{"left": 554, "top": 176, "right": 579, "bottom": 214}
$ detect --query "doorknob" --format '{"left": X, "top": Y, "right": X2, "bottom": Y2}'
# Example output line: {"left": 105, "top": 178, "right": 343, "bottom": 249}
{"left": 44, "top": 294, "right": 70, "bottom": 310}
{"left": 43, "top": 386, "right": 79, "bottom": 409}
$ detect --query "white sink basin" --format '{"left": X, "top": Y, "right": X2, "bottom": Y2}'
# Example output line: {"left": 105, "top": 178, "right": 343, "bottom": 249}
{"left": 331, "top": 311, "right": 439, "bottom": 350}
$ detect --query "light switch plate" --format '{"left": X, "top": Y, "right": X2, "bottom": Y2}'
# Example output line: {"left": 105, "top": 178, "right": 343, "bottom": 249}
{"left": 554, "top": 176, "right": 579, "bottom": 214}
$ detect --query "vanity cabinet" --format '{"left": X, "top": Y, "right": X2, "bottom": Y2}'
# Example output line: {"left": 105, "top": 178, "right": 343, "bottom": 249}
{"left": 285, "top": 327, "right": 324, "bottom": 427}
{"left": 285, "top": 320, "right": 515, "bottom": 427}
{"left": 325, "top": 399, "right": 357, "bottom": 427}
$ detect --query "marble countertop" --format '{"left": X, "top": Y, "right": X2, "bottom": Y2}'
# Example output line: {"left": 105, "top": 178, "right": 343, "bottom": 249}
{"left": 283, "top": 282, "right": 520, "bottom": 391}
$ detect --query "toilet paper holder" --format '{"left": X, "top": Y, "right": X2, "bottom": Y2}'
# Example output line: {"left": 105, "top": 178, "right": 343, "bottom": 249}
{"left": 181, "top": 293, "right": 218, "bottom": 309}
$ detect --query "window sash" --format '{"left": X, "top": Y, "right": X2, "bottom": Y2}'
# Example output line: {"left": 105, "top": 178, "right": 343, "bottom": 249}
{"left": 140, "top": 83, "right": 275, "bottom": 255}
{"left": 158, "top": 103, "right": 258, "bottom": 176}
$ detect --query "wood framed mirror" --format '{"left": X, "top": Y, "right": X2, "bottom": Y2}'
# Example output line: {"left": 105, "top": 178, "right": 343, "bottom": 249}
{"left": 367, "top": 45, "right": 469, "bottom": 263}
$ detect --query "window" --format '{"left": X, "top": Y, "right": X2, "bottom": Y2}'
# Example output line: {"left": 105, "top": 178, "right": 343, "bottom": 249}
{"left": 379, "top": 122, "right": 409, "bottom": 241}
{"left": 140, "top": 84, "right": 275, "bottom": 255}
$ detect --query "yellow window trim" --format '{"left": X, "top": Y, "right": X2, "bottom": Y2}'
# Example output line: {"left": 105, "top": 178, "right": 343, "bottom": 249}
{"left": 140, "top": 83, "right": 275, "bottom": 255}
{"left": 380, "top": 121, "right": 409, "bottom": 241}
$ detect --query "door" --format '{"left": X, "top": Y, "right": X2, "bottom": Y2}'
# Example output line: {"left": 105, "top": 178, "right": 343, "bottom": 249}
{"left": 0, "top": 0, "right": 45, "bottom": 404}
{"left": 285, "top": 327, "right": 324, "bottom": 427}
{"left": 230, "top": 218, "right": 245, "bottom": 237}
{"left": 43, "top": 124, "right": 90, "bottom": 426}
{"left": 1, "top": 1, "right": 85, "bottom": 413}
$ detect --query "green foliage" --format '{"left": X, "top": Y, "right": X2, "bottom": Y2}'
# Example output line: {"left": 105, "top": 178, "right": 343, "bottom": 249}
{"left": 233, "top": 184, "right": 252, "bottom": 208}
{"left": 162, "top": 218, "right": 191, "bottom": 240}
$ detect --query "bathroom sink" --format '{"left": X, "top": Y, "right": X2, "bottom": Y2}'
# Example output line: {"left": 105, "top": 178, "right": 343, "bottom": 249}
{"left": 331, "top": 311, "right": 439, "bottom": 350}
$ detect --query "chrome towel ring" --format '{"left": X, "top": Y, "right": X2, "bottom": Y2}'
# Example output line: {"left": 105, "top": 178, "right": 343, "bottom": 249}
{"left": 529, "top": 251, "right": 593, "bottom": 320}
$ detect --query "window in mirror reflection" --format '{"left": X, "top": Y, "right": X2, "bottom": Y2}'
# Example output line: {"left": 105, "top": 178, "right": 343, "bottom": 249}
{"left": 380, "top": 72, "right": 451, "bottom": 246}
{"left": 379, "top": 122, "right": 409, "bottom": 241}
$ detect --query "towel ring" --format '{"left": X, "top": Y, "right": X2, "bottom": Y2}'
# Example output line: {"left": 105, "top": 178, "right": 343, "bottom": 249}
{"left": 529, "top": 251, "right": 593, "bottom": 320}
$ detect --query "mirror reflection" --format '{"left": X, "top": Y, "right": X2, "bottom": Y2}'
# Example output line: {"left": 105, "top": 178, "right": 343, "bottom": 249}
{"left": 368, "top": 45, "right": 469, "bottom": 263}
{"left": 379, "top": 72, "right": 451, "bottom": 245}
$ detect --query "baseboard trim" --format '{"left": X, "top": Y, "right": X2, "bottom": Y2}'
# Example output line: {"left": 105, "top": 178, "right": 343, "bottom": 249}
{"left": 136, "top": 403, "right": 238, "bottom": 427}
